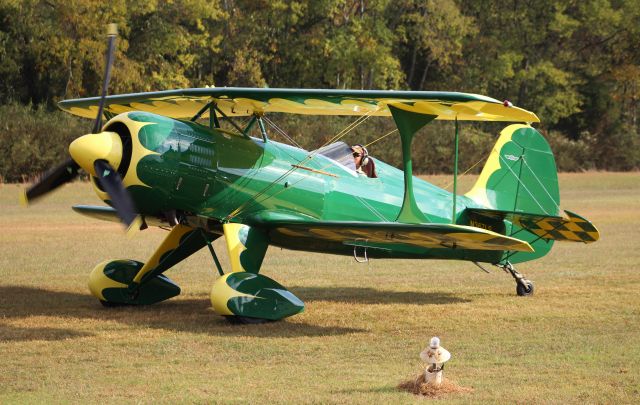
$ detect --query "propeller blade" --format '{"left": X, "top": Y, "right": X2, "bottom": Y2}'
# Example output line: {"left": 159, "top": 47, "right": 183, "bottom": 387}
{"left": 22, "top": 24, "right": 120, "bottom": 207}
{"left": 92, "top": 23, "right": 118, "bottom": 134}
{"left": 94, "top": 159, "right": 141, "bottom": 236}
{"left": 21, "top": 158, "right": 80, "bottom": 205}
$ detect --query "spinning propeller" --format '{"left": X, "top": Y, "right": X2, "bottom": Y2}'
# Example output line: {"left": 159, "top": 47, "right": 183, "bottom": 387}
{"left": 21, "top": 24, "right": 141, "bottom": 236}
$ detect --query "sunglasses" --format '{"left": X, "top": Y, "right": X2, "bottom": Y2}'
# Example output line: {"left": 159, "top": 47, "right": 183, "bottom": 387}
{"left": 352, "top": 152, "right": 361, "bottom": 157}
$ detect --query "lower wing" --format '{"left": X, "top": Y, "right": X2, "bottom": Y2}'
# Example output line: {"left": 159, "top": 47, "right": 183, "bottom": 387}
{"left": 247, "top": 212, "right": 532, "bottom": 252}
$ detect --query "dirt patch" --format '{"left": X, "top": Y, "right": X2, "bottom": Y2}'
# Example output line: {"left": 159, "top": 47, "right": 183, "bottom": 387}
{"left": 398, "top": 371, "right": 473, "bottom": 398}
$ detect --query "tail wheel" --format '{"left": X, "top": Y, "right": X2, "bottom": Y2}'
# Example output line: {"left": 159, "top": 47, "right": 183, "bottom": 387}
{"left": 516, "top": 280, "right": 534, "bottom": 296}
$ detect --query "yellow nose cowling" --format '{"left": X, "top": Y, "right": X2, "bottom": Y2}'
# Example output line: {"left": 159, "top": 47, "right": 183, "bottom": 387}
{"left": 69, "top": 132, "right": 123, "bottom": 177}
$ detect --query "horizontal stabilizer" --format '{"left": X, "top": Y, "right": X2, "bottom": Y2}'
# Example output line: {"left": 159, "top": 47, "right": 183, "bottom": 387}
{"left": 248, "top": 213, "right": 533, "bottom": 252}
{"left": 466, "top": 208, "right": 599, "bottom": 243}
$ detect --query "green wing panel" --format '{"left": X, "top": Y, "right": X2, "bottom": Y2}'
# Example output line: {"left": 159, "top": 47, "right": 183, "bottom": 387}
{"left": 59, "top": 87, "right": 539, "bottom": 123}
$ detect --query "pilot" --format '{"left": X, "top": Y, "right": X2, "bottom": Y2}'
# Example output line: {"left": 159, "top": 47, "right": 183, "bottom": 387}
{"left": 351, "top": 144, "right": 377, "bottom": 178}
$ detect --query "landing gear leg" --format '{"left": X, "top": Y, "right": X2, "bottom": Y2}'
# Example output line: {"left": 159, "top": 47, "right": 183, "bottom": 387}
{"left": 88, "top": 225, "right": 217, "bottom": 306}
{"left": 499, "top": 262, "right": 534, "bottom": 296}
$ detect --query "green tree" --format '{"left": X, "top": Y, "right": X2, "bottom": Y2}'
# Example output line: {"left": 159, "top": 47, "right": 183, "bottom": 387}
{"left": 458, "top": 0, "right": 583, "bottom": 126}
{"left": 391, "top": 0, "right": 475, "bottom": 90}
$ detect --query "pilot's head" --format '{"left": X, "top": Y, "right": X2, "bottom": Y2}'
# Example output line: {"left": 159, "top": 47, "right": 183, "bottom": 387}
{"left": 351, "top": 144, "right": 366, "bottom": 167}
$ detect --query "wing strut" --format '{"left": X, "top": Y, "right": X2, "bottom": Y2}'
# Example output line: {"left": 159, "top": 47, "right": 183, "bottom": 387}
{"left": 452, "top": 117, "right": 459, "bottom": 223}
{"left": 388, "top": 105, "right": 436, "bottom": 224}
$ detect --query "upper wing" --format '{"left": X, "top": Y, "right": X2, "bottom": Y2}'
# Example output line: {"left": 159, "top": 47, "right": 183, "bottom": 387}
{"left": 59, "top": 87, "right": 539, "bottom": 123}
{"left": 247, "top": 212, "right": 533, "bottom": 252}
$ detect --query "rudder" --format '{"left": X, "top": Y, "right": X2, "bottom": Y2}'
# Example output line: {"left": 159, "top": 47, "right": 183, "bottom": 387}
{"left": 466, "top": 124, "right": 559, "bottom": 215}
{"left": 465, "top": 124, "right": 560, "bottom": 263}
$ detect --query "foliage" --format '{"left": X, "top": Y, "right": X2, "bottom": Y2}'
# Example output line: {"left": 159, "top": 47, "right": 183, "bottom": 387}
{"left": 0, "top": 103, "right": 87, "bottom": 182}
{"left": 0, "top": 0, "right": 638, "bottom": 180}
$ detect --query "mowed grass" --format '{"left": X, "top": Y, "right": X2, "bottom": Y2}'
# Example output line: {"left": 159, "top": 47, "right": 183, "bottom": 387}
{"left": 0, "top": 172, "right": 638, "bottom": 404}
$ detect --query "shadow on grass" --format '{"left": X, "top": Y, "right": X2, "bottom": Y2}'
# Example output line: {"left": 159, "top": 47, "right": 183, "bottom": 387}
{"left": 0, "top": 325, "right": 93, "bottom": 342}
{"left": 0, "top": 286, "right": 364, "bottom": 341}
{"left": 290, "top": 286, "right": 470, "bottom": 305}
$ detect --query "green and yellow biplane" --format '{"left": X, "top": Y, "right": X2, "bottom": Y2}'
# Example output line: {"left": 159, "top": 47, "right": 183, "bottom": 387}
{"left": 22, "top": 26, "right": 599, "bottom": 323}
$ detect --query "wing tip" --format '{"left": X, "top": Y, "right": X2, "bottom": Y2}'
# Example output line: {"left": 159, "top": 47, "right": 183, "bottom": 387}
{"left": 564, "top": 209, "right": 600, "bottom": 243}
{"left": 521, "top": 241, "right": 535, "bottom": 252}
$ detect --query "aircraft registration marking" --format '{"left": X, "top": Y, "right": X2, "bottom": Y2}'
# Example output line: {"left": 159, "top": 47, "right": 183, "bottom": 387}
{"left": 469, "top": 219, "right": 497, "bottom": 232}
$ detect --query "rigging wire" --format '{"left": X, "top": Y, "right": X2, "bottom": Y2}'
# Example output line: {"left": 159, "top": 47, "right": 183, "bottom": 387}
{"left": 228, "top": 122, "right": 399, "bottom": 222}
{"left": 363, "top": 128, "right": 397, "bottom": 148}
{"left": 440, "top": 156, "right": 486, "bottom": 191}
{"left": 223, "top": 108, "right": 379, "bottom": 221}
{"left": 261, "top": 118, "right": 303, "bottom": 162}
{"left": 262, "top": 116, "right": 303, "bottom": 148}
{"left": 520, "top": 157, "right": 561, "bottom": 212}
{"left": 498, "top": 154, "right": 551, "bottom": 215}
{"left": 355, "top": 195, "right": 389, "bottom": 222}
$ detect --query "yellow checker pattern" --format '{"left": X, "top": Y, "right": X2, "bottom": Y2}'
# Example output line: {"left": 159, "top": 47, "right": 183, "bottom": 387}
{"left": 276, "top": 224, "right": 532, "bottom": 252}
{"left": 514, "top": 210, "right": 600, "bottom": 243}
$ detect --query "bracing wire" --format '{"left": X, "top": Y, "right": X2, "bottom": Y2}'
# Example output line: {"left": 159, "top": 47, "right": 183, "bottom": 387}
{"left": 223, "top": 108, "right": 379, "bottom": 221}
{"left": 262, "top": 116, "right": 303, "bottom": 148}
{"left": 498, "top": 155, "right": 551, "bottom": 215}
{"left": 520, "top": 157, "right": 561, "bottom": 212}
{"left": 232, "top": 122, "right": 398, "bottom": 222}
{"left": 440, "top": 156, "right": 486, "bottom": 191}
{"left": 355, "top": 195, "right": 389, "bottom": 222}
{"left": 364, "top": 128, "right": 397, "bottom": 148}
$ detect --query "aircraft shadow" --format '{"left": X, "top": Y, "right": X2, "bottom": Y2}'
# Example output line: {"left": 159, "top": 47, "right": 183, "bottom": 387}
{"left": 1, "top": 326, "right": 92, "bottom": 342}
{"left": 0, "top": 286, "right": 364, "bottom": 342}
{"left": 289, "top": 286, "right": 470, "bottom": 305}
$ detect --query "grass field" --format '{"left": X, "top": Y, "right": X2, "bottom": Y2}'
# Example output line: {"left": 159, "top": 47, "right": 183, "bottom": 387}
{"left": 1, "top": 172, "right": 639, "bottom": 403}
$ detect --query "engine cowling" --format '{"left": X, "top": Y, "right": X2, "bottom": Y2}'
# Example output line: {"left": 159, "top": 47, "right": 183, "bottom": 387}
{"left": 91, "top": 111, "right": 219, "bottom": 217}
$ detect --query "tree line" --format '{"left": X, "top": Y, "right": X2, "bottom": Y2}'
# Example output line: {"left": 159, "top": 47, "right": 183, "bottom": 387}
{"left": 1, "top": 0, "right": 638, "bottom": 182}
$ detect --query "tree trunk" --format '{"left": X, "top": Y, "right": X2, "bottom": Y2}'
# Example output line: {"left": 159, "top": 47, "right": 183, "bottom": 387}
{"left": 419, "top": 59, "right": 432, "bottom": 90}
{"left": 407, "top": 45, "right": 418, "bottom": 87}
{"left": 517, "top": 58, "right": 529, "bottom": 105}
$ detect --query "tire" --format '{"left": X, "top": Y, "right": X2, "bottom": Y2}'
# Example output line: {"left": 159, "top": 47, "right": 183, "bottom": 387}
{"left": 516, "top": 280, "right": 534, "bottom": 296}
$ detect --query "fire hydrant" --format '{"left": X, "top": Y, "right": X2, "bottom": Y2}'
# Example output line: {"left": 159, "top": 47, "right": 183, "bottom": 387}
{"left": 420, "top": 337, "right": 451, "bottom": 385}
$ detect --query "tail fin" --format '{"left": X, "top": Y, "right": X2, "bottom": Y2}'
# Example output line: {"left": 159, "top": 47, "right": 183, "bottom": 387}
{"left": 465, "top": 124, "right": 560, "bottom": 263}
{"left": 466, "top": 124, "right": 560, "bottom": 215}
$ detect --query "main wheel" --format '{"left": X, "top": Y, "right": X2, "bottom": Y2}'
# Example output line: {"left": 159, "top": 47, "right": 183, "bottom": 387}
{"left": 516, "top": 280, "right": 534, "bottom": 296}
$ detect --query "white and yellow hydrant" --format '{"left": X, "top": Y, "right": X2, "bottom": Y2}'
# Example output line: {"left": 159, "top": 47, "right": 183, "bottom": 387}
{"left": 420, "top": 337, "right": 451, "bottom": 385}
